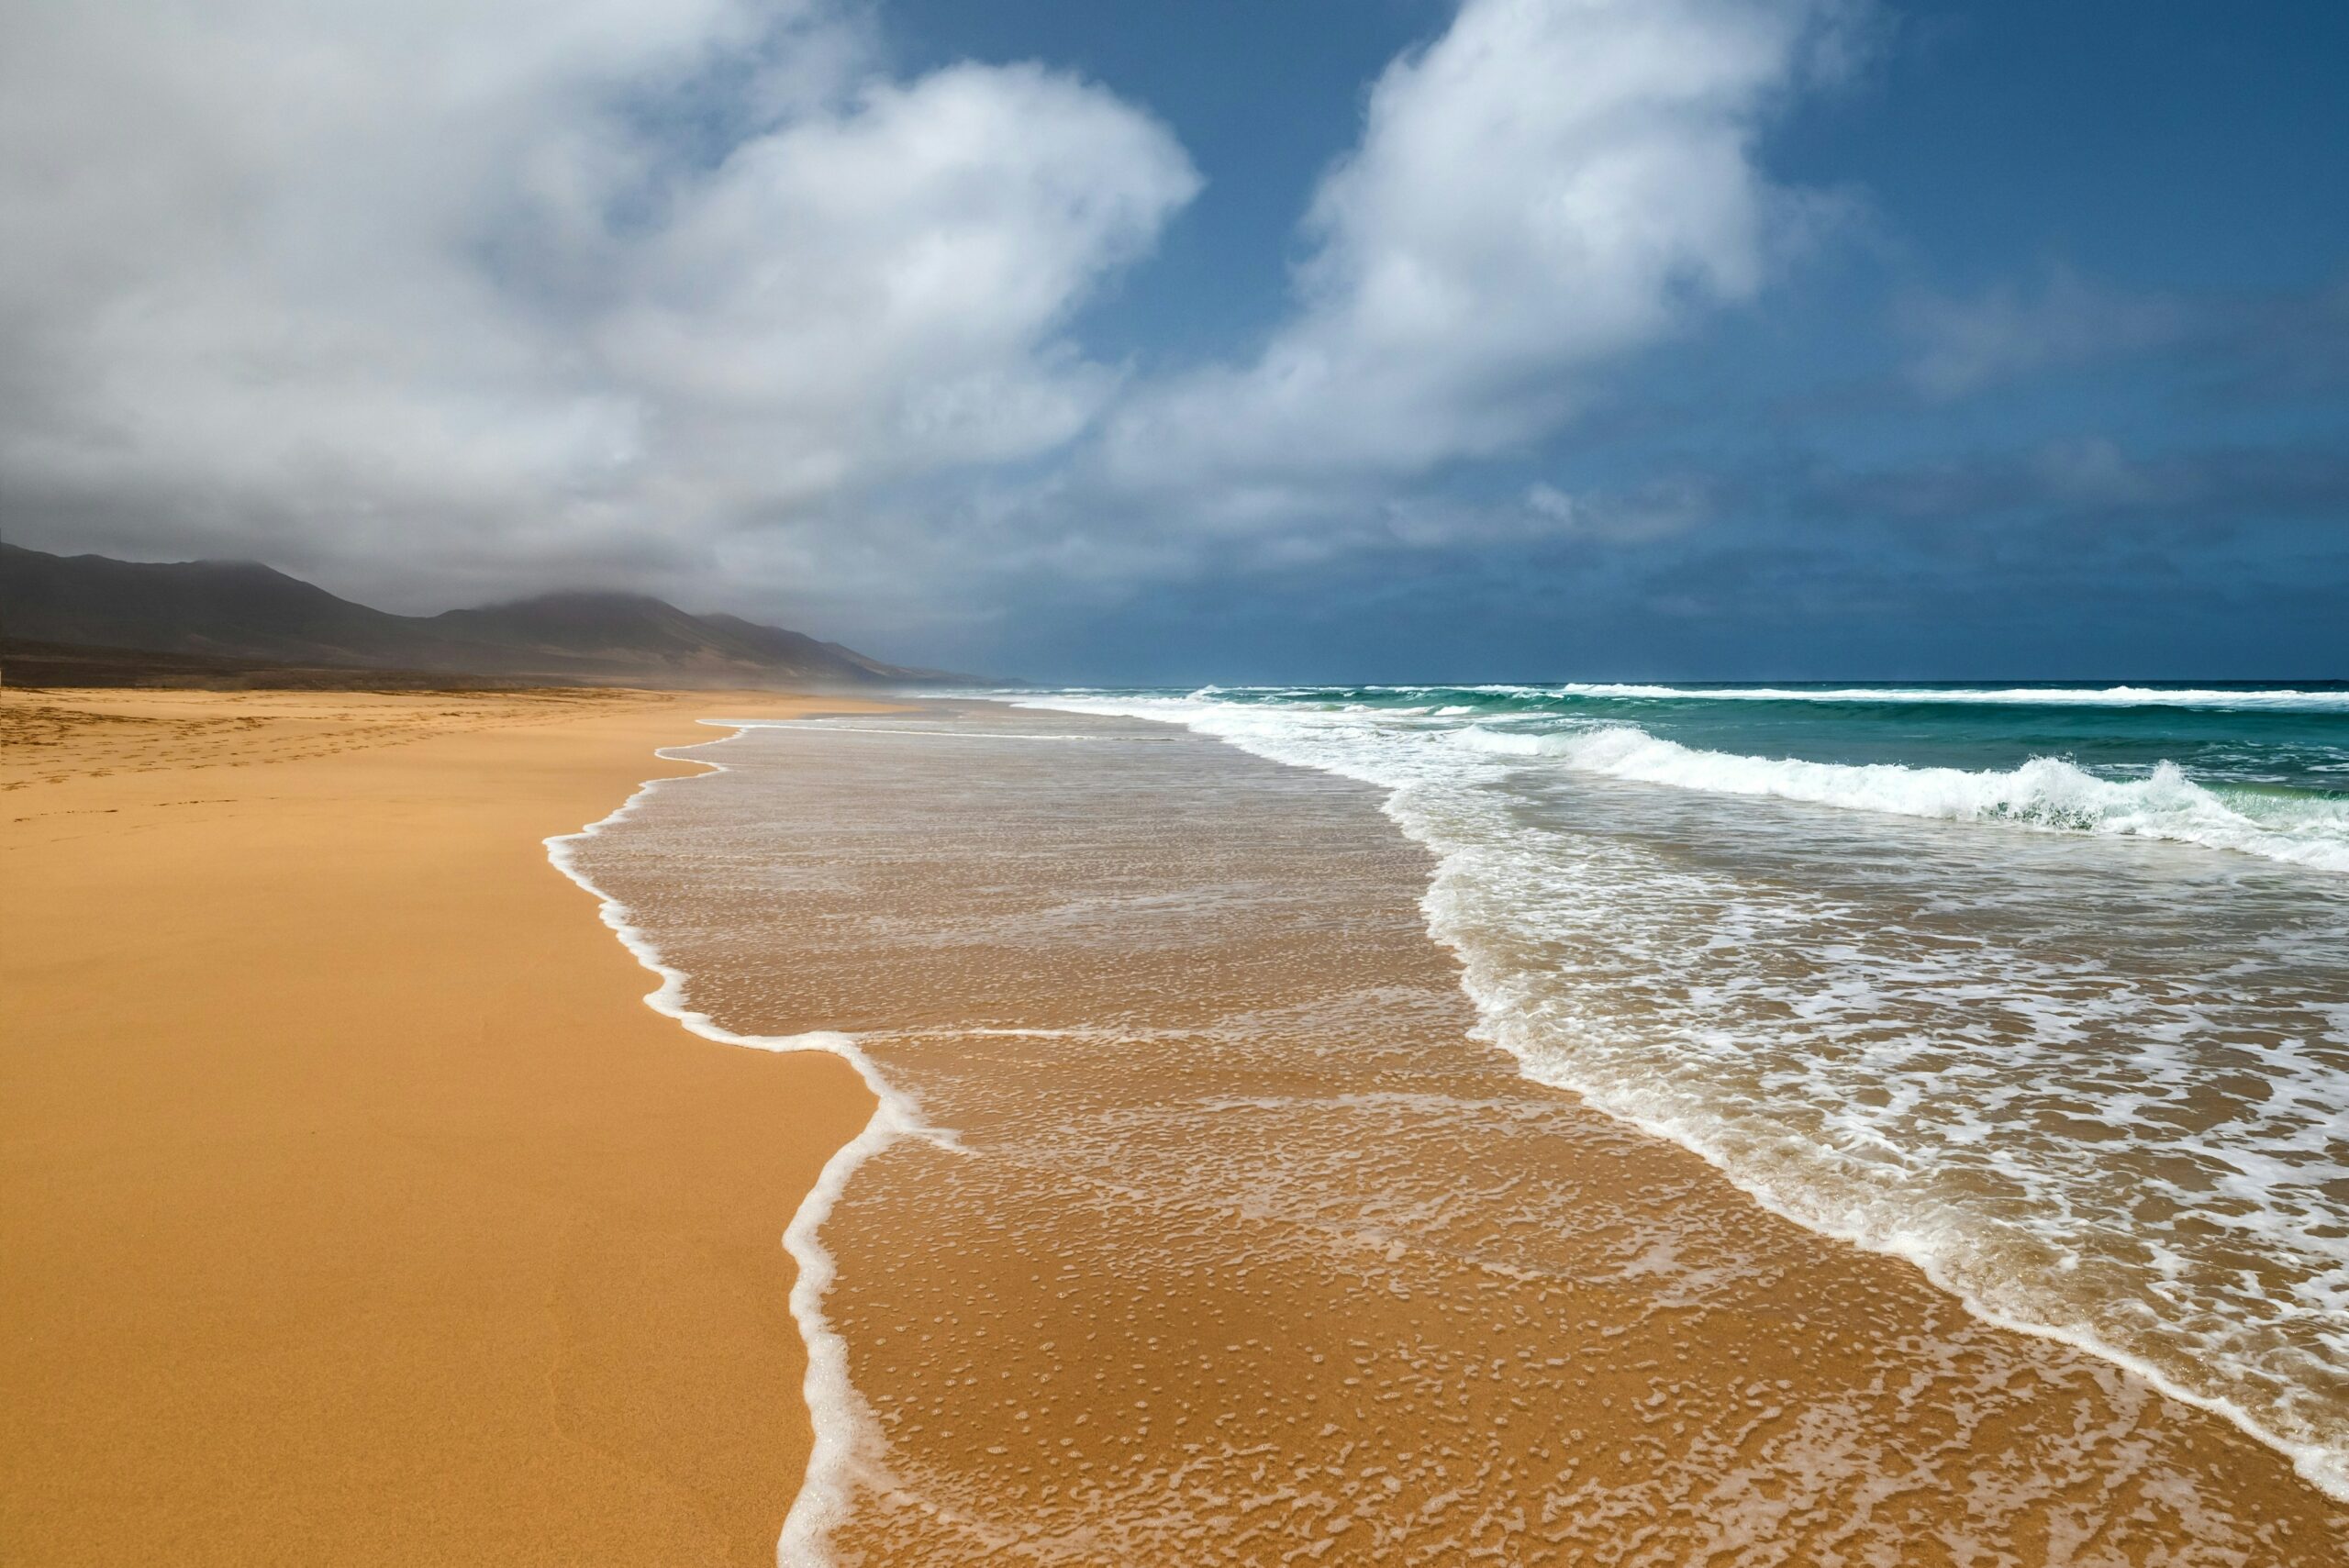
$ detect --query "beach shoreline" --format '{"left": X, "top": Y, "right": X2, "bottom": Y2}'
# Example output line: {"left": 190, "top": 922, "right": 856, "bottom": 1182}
{"left": 0, "top": 685, "right": 892, "bottom": 1565}
{"left": 584, "top": 698, "right": 2348, "bottom": 1564}
{"left": 9, "top": 684, "right": 2345, "bottom": 1564}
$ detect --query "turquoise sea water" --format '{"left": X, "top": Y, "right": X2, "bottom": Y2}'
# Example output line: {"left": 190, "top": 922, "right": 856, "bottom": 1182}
{"left": 1069, "top": 683, "right": 2349, "bottom": 870}
{"left": 1020, "top": 682, "right": 2349, "bottom": 1497}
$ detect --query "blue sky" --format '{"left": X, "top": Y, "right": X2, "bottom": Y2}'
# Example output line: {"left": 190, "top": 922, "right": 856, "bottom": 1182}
{"left": 6, "top": 0, "right": 2344, "bottom": 678}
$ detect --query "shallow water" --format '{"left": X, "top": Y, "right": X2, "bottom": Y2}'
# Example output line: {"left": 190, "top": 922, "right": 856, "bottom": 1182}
{"left": 572, "top": 700, "right": 2348, "bottom": 1562}
{"left": 1026, "top": 685, "right": 2349, "bottom": 1501}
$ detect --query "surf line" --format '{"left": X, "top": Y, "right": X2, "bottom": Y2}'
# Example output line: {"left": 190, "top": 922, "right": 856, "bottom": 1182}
{"left": 543, "top": 717, "right": 961, "bottom": 1564}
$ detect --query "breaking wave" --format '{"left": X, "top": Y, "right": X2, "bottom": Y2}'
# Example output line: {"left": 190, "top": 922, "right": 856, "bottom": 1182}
{"left": 1522, "top": 684, "right": 2349, "bottom": 712}
{"left": 1459, "top": 723, "right": 2349, "bottom": 873}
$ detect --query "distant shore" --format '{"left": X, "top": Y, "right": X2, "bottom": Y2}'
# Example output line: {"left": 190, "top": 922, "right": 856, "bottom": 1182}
{"left": 0, "top": 684, "right": 889, "bottom": 1564}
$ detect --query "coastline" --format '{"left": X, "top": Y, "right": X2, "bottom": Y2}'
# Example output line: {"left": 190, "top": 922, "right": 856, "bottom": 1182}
{"left": 1023, "top": 691, "right": 2349, "bottom": 1502}
{"left": 0, "top": 685, "right": 891, "bottom": 1565}
{"left": 539, "top": 720, "right": 954, "bottom": 1560}
{"left": 10, "top": 685, "right": 2343, "bottom": 1562}
{"left": 591, "top": 700, "right": 2347, "bottom": 1562}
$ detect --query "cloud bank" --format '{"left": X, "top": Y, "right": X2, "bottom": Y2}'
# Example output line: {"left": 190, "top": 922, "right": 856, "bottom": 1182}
{"left": 0, "top": 0, "right": 1196, "bottom": 606}
{"left": 1, "top": 0, "right": 1861, "bottom": 627}
{"left": 23, "top": 0, "right": 2313, "bottom": 678}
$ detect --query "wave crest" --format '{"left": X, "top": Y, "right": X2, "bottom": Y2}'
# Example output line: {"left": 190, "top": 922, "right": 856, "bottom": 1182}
{"left": 1537, "top": 684, "right": 2349, "bottom": 712}
{"left": 1458, "top": 724, "right": 2349, "bottom": 873}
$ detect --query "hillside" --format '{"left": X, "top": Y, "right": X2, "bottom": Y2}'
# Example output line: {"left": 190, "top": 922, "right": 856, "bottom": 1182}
{"left": 0, "top": 543, "right": 952, "bottom": 688}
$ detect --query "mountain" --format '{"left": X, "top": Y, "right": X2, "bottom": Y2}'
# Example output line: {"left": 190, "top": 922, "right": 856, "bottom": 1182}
{"left": 0, "top": 543, "right": 955, "bottom": 688}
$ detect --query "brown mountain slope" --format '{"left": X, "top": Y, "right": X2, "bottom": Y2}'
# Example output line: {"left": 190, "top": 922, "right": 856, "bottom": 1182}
{"left": 0, "top": 544, "right": 962, "bottom": 688}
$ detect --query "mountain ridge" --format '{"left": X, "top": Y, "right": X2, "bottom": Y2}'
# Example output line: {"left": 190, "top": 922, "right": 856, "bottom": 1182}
{"left": 0, "top": 543, "right": 961, "bottom": 688}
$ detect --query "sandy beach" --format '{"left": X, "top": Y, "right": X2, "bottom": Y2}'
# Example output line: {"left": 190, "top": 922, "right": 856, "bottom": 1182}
{"left": 0, "top": 685, "right": 888, "bottom": 1566}
{"left": 8, "top": 685, "right": 2346, "bottom": 1566}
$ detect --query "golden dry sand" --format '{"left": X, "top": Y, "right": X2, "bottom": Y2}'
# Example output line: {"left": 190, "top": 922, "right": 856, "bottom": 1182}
{"left": 0, "top": 685, "right": 889, "bottom": 1566}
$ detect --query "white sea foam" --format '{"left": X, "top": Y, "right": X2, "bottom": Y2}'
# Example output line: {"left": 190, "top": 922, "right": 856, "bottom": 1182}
{"left": 569, "top": 698, "right": 2349, "bottom": 1514}
{"left": 1455, "top": 722, "right": 2349, "bottom": 873}
{"left": 1017, "top": 688, "right": 2349, "bottom": 1503}
{"left": 542, "top": 722, "right": 952, "bottom": 1567}
{"left": 1520, "top": 683, "right": 2349, "bottom": 712}
{"left": 1015, "top": 691, "right": 2349, "bottom": 876}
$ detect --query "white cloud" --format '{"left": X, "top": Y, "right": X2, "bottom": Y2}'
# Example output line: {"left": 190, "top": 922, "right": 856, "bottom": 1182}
{"left": 0, "top": 0, "right": 1196, "bottom": 604}
{"left": 1105, "top": 0, "right": 1852, "bottom": 500}
{"left": 599, "top": 62, "right": 1200, "bottom": 491}
{"left": 0, "top": 0, "right": 1854, "bottom": 641}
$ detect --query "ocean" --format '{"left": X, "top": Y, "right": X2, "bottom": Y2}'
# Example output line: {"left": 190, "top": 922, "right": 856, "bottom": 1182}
{"left": 562, "top": 682, "right": 2349, "bottom": 1562}
{"left": 1028, "top": 684, "right": 2349, "bottom": 1490}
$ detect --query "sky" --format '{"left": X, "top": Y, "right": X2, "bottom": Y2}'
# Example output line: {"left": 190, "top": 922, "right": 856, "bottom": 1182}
{"left": 3, "top": 0, "right": 2344, "bottom": 681}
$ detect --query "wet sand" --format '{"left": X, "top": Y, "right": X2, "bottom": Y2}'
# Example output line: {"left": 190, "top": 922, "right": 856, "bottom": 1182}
{"left": 577, "top": 703, "right": 2349, "bottom": 1565}
{"left": 0, "top": 686, "right": 888, "bottom": 1566}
